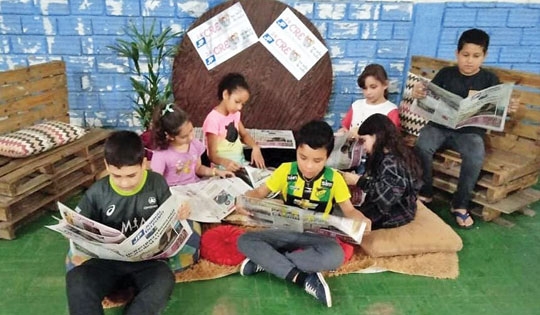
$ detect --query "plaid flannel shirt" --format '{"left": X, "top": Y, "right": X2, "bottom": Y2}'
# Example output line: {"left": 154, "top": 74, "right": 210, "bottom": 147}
{"left": 356, "top": 154, "right": 421, "bottom": 229}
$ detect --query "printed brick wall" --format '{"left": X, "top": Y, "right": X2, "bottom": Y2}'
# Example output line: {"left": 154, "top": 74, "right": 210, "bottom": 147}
{"left": 0, "top": 0, "right": 538, "bottom": 130}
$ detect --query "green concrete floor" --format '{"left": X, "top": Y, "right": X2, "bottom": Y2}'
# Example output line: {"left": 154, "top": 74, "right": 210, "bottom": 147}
{"left": 1, "top": 188, "right": 539, "bottom": 315}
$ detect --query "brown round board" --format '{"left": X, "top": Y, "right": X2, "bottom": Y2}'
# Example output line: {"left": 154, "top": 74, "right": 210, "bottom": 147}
{"left": 172, "top": 0, "right": 332, "bottom": 130}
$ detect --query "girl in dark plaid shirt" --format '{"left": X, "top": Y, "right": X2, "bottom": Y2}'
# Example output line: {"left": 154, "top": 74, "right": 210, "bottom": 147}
{"left": 341, "top": 114, "right": 422, "bottom": 230}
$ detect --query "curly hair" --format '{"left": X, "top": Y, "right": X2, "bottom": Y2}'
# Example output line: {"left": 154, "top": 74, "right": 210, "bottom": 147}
{"left": 357, "top": 114, "right": 421, "bottom": 178}
{"left": 151, "top": 102, "right": 190, "bottom": 150}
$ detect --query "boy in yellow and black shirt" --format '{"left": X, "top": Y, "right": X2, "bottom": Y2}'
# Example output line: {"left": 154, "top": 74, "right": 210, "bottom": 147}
{"left": 236, "top": 120, "right": 371, "bottom": 308}
{"left": 267, "top": 160, "right": 349, "bottom": 215}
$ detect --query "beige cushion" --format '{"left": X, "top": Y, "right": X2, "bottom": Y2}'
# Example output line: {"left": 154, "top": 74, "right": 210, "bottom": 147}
{"left": 0, "top": 121, "right": 86, "bottom": 158}
{"left": 360, "top": 201, "right": 463, "bottom": 257}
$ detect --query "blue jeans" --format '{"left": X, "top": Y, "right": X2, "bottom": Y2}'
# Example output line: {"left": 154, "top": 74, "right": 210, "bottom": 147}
{"left": 66, "top": 259, "right": 175, "bottom": 315}
{"left": 237, "top": 230, "right": 344, "bottom": 279}
{"left": 414, "top": 124, "right": 485, "bottom": 209}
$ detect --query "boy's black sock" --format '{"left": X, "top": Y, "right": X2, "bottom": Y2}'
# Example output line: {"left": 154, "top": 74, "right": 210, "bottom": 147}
{"left": 285, "top": 268, "right": 308, "bottom": 288}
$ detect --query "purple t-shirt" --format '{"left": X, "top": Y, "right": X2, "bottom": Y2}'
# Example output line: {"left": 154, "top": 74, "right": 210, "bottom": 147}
{"left": 150, "top": 139, "right": 205, "bottom": 186}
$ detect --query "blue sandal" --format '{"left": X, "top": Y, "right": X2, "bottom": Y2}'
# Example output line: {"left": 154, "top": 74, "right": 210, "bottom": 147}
{"left": 451, "top": 210, "right": 474, "bottom": 229}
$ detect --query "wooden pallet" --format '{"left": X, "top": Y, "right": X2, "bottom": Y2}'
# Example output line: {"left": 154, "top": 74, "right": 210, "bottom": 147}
{"left": 0, "top": 130, "right": 110, "bottom": 239}
{"left": 0, "top": 182, "right": 91, "bottom": 240}
{"left": 432, "top": 159, "right": 539, "bottom": 203}
{"left": 432, "top": 172, "right": 539, "bottom": 205}
{"left": 434, "top": 148, "right": 540, "bottom": 186}
{"left": 0, "top": 128, "right": 110, "bottom": 197}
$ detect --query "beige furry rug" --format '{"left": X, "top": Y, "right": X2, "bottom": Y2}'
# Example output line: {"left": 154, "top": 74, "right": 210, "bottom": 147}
{"left": 102, "top": 247, "right": 458, "bottom": 308}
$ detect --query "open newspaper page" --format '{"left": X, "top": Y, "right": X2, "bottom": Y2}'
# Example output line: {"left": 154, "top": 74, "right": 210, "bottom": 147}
{"left": 249, "top": 129, "right": 296, "bottom": 149}
{"left": 193, "top": 127, "right": 295, "bottom": 149}
{"left": 236, "top": 196, "right": 367, "bottom": 244}
{"left": 235, "top": 165, "right": 273, "bottom": 188}
{"left": 411, "top": 77, "right": 514, "bottom": 131}
{"left": 454, "top": 83, "right": 514, "bottom": 131}
{"left": 47, "top": 194, "right": 193, "bottom": 262}
{"left": 326, "top": 132, "right": 365, "bottom": 170}
{"left": 170, "top": 177, "right": 252, "bottom": 223}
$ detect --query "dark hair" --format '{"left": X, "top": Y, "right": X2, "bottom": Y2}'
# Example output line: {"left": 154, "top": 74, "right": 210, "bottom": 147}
{"left": 357, "top": 114, "right": 421, "bottom": 178}
{"left": 458, "top": 28, "right": 490, "bottom": 53}
{"left": 104, "top": 130, "right": 145, "bottom": 167}
{"left": 217, "top": 72, "right": 250, "bottom": 101}
{"left": 151, "top": 102, "right": 190, "bottom": 150}
{"left": 296, "top": 120, "right": 334, "bottom": 157}
{"left": 357, "top": 64, "right": 389, "bottom": 99}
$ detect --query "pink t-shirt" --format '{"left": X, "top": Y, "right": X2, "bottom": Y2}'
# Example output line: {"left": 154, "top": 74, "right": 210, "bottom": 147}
{"left": 202, "top": 109, "right": 245, "bottom": 165}
{"left": 150, "top": 139, "right": 205, "bottom": 186}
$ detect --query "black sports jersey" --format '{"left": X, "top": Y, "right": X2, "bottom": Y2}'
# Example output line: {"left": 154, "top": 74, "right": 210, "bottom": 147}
{"left": 76, "top": 170, "right": 171, "bottom": 237}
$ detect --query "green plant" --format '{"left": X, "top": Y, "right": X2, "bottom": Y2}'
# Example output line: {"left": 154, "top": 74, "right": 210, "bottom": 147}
{"left": 108, "top": 20, "right": 182, "bottom": 130}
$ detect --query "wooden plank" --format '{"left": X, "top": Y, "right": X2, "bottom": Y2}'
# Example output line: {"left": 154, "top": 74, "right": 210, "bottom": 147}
{"left": 432, "top": 166, "right": 538, "bottom": 203}
{"left": 0, "top": 180, "right": 52, "bottom": 221}
{"left": 1, "top": 89, "right": 68, "bottom": 117}
{"left": 435, "top": 149, "right": 539, "bottom": 185}
{"left": 0, "top": 74, "right": 66, "bottom": 103}
{"left": 0, "top": 208, "right": 48, "bottom": 240}
{"left": 0, "top": 61, "right": 65, "bottom": 85}
{"left": 433, "top": 174, "right": 540, "bottom": 206}
{"left": 485, "top": 133, "right": 540, "bottom": 159}
{"left": 0, "top": 107, "right": 69, "bottom": 134}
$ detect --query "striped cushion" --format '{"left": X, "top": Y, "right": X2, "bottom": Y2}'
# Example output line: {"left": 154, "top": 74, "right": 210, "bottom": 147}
{"left": 0, "top": 121, "right": 86, "bottom": 158}
{"left": 399, "top": 72, "right": 428, "bottom": 136}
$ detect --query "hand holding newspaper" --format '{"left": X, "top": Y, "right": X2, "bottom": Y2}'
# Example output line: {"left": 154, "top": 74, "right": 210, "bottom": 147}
{"left": 412, "top": 77, "right": 514, "bottom": 131}
{"left": 236, "top": 195, "right": 367, "bottom": 244}
{"left": 234, "top": 165, "right": 273, "bottom": 188}
{"left": 326, "top": 132, "right": 365, "bottom": 170}
{"left": 47, "top": 194, "right": 193, "bottom": 262}
{"left": 170, "top": 177, "right": 252, "bottom": 223}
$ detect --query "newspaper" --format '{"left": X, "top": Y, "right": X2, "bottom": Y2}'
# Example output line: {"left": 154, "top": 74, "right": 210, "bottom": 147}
{"left": 194, "top": 127, "right": 296, "bottom": 149}
{"left": 412, "top": 78, "right": 514, "bottom": 131}
{"left": 236, "top": 195, "right": 367, "bottom": 244}
{"left": 235, "top": 165, "right": 273, "bottom": 188}
{"left": 47, "top": 194, "right": 193, "bottom": 262}
{"left": 170, "top": 177, "right": 252, "bottom": 223}
{"left": 326, "top": 132, "right": 365, "bottom": 170}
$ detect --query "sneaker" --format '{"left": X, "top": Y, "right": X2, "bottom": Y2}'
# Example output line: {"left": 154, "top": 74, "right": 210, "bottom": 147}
{"left": 418, "top": 195, "right": 433, "bottom": 204}
{"left": 239, "top": 258, "right": 264, "bottom": 276}
{"left": 304, "top": 272, "right": 332, "bottom": 307}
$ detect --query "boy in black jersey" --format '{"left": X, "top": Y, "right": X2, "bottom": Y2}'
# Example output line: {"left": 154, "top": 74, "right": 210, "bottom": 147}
{"left": 412, "top": 28, "right": 518, "bottom": 229}
{"left": 66, "top": 131, "right": 189, "bottom": 315}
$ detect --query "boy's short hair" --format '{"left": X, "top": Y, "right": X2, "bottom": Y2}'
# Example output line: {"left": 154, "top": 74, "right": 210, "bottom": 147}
{"left": 296, "top": 120, "right": 334, "bottom": 157}
{"left": 104, "top": 130, "right": 145, "bottom": 167}
{"left": 458, "top": 28, "right": 490, "bottom": 53}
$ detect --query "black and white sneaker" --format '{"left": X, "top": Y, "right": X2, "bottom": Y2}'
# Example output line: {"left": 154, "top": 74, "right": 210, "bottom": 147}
{"left": 304, "top": 272, "right": 332, "bottom": 307}
{"left": 239, "top": 258, "right": 265, "bottom": 276}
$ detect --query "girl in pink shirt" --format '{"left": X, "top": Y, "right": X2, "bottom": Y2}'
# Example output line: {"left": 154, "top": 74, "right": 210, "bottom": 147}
{"left": 150, "top": 103, "right": 233, "bottom": 186}
{"left": 203, "top": 73, "right": 266, "bottom": 172}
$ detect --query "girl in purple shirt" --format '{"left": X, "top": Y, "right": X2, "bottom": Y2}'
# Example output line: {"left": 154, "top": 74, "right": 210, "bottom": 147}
{"left": 150, "top": 103, "right": 233, "bottom": 186}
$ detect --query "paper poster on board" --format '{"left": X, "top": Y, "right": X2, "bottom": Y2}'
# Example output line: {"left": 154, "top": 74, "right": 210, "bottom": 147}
{"left": 259, "top": 8, "right": 328, "bottom": 80}
{"left": 187, "top": 2, "right": 258, "bottom": 70}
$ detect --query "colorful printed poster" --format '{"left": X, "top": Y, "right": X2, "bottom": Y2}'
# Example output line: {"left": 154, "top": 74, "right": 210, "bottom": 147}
{"left": 259, "top": 8, "right": 328, "bottom": 80}
{"left": 187, "top": 2, "right": 258, "bottom": 70}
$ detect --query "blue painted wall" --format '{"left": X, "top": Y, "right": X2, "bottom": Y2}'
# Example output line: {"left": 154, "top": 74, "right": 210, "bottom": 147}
{"left": 0, "top": 0, "right": 539, "bottom": 130}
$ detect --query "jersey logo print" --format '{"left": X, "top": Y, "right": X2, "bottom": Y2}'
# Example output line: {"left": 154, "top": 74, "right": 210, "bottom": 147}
{"left": 106, "top": 205, "right": 116, "bottom": 216}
